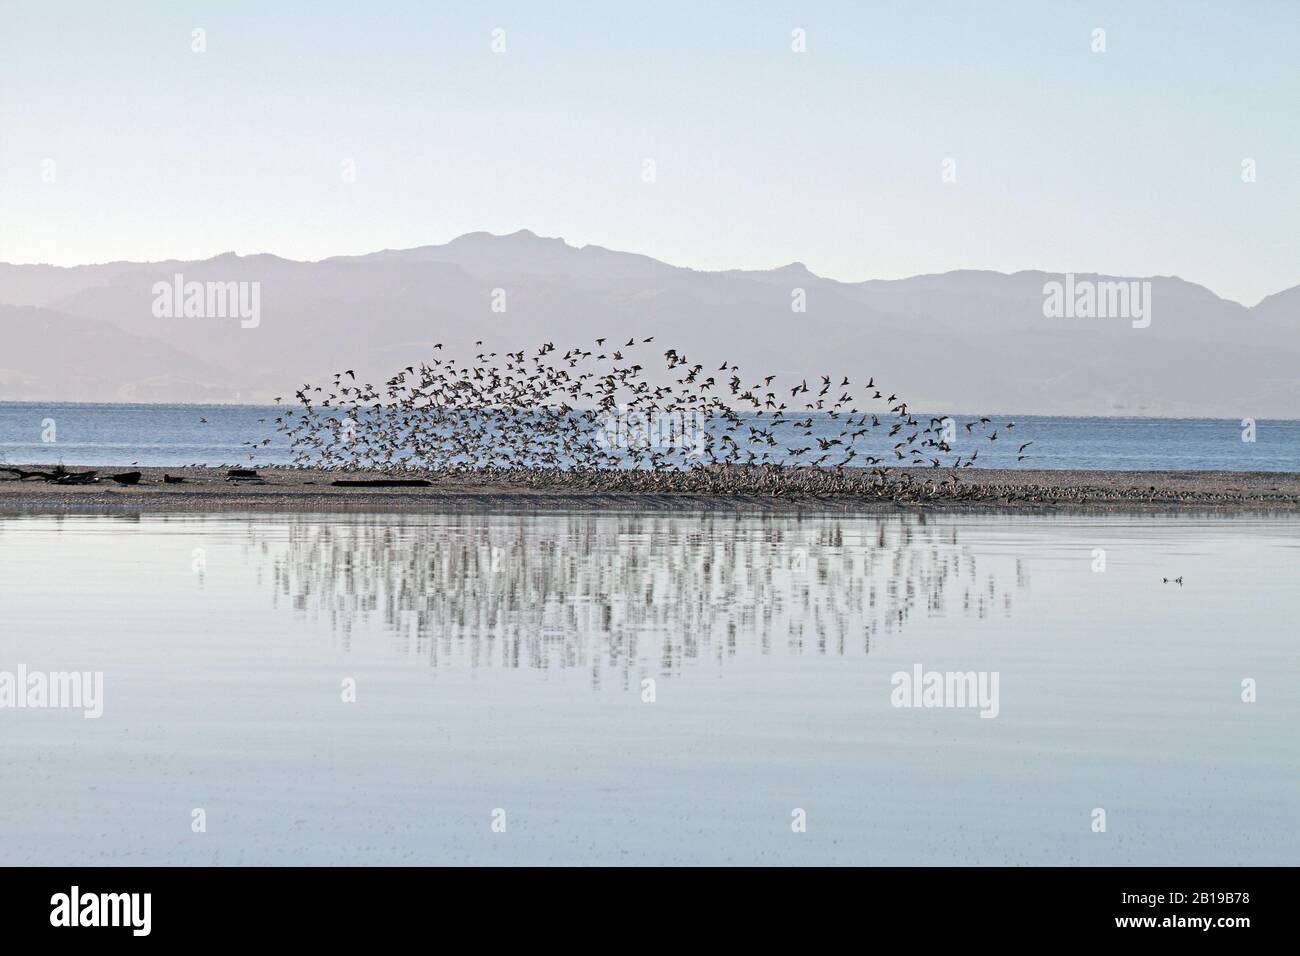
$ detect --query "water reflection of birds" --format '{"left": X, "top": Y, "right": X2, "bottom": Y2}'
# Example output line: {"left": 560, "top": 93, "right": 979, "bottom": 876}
{"left": 268, "top": 334, "right": 1027, "bottom": 499}
{"left": 255, "top": 514, "right": 1027, "bottom": 687}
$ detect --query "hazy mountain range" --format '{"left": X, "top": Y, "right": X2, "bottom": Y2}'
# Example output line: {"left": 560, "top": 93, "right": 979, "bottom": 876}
{"left": 1, "top": 230, "right": 1296, "bottom": 416}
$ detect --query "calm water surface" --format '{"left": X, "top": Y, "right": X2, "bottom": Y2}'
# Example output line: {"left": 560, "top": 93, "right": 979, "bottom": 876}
{"left": 3, "top": 402, "right": 1299, "bottom": 470}
{"left": 0, "top": 510, "right": 1296, "bottom": 865}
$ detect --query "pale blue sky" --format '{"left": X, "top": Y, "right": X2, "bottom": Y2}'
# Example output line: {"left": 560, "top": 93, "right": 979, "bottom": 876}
{"left": 1, "top": 0, "right": 1296, "bottom": 304}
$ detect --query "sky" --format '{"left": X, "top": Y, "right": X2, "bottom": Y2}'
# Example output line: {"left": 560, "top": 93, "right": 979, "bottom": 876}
{"left": 1, "top": 0, "right": 1297, "bottom": 305}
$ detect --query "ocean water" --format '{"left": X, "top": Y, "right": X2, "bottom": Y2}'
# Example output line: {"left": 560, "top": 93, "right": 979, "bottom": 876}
{"left": 0, "top": 510, "right": 1296, "bottom": 865}
{"left": 1, "top": 401, "right": 1298, "bottom": 471}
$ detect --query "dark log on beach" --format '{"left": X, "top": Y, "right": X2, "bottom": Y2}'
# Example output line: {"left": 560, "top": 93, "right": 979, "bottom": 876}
{"left": 163, "top": 474, "right": 186, "bottom": 484}
{"left": 330, "top": 479, "right": 433, "bottom": 488}
{"left": 2, "top": 467, "right": 61, "bottom": 480}
{"left": 109, "top": 471, "right": 142, "bottom": 485}
{"left": 52, "top": 471, "right": 98, "bottom": 485}
{"left": 227, "top": 469, "right": 261, "bottom": 480}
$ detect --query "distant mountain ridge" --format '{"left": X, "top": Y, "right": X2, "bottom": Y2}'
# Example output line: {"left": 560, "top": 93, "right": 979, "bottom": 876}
{"left": 1, "top": 230, "right": 1296, "bottom": 415}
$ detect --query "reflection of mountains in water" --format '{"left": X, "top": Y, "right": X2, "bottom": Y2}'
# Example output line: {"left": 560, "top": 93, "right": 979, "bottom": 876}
{"left": 259, "top": 514, "right": 1027, "bottom": 682}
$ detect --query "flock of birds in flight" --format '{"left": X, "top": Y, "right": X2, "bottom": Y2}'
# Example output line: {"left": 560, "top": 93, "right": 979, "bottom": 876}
{"left": 262, "top": 335, "right": 1031, "bottom": 496}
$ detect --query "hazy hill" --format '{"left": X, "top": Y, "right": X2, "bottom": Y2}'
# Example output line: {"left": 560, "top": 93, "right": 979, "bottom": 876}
{"left": 1, "top": 231, "right": 1295, "bottom": 415}
{"left": 0, "top": 304, "right": 277, "bottom": 403}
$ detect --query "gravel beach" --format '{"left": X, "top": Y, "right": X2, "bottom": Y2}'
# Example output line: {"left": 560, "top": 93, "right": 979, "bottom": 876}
{"left": 2, "top": 464, "right": 1298, "bottom": 513}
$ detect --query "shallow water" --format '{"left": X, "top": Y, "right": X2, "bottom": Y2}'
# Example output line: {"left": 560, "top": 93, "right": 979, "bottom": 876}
{"left": 0, "top": 510, "right": 1296, "bottom": 865}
